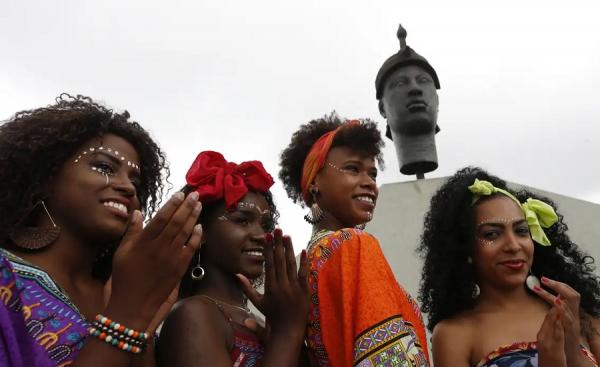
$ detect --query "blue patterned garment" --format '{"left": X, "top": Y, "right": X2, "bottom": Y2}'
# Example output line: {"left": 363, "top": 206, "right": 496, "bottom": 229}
{"left": 477, "top": 341, "right": 597, "bottom": 367}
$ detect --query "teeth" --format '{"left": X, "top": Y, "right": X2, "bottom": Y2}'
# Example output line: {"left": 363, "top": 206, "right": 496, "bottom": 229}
{"left": 245, "top": 251, "right": 263, "bottom": 257}
{"left": 356, "top": 196, "right": 374, "bottom": 204}
{"left": 103, "top": 201, "right": 128, "bottom": 214}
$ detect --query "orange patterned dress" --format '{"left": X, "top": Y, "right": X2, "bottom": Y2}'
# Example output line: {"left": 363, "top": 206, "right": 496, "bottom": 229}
{"left": 305, "top": 228, "right": 430, "bottom": 367}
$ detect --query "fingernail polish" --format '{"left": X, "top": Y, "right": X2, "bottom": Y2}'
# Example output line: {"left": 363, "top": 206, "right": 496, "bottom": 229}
{"left": 265, "top": 233, "right": 273, "bottom": 243}
{"left": 274, "top": 228, "right": 282, "bottom": 237}
{"left": 194, "top": 224, "right": 202, "bottom": 233}
{"left": 555, "top": 297, "right": 562, "bottom": 305}
{"left": 188, "top": 191, "right": 199, "bottom": 200}
{"left": 533, "top": 285, "right": 541, "bottom": 292}
{"left": 541, "top": 276, "right": 549, "bottom": 283}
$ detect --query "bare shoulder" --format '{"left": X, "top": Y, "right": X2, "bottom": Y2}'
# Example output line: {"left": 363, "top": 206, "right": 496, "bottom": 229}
{"left": 163, "top": 296, "right": 226, "bottom": 333}
{"left": 431, "top": 316, "right": 474, "bottom": 367}
{"left": 156, "top": 296, "right": 231, "bottom": 367}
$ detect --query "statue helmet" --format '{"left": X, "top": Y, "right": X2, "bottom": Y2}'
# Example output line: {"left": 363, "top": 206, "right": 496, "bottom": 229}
{"left": 375, "top": 24, "right": 440, "bottom": 100}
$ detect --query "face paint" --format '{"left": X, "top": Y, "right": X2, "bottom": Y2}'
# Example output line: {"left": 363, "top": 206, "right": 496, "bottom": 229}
{"left": 216, "top": 200, "right": 274, "bottom": 233}
{"left": 74, "top": 146, "right": 140, "bottom": 171}
{"left": 74, "top": 145, "right": 141, "bottom": 189}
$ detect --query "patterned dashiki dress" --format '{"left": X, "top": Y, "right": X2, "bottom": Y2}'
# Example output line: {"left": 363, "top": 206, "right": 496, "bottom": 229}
{"left": 0, "top": 248, "right": 89, "bottom": 366}
{"left": 305, "top": 228, "right": 430, "bottom": 367}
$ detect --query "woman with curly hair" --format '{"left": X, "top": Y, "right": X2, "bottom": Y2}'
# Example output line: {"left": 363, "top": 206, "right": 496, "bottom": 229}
{"left": 0, "top": 94, "right": 202, "bottom": 366}
{"left": 157, "top": 151, "right": 310, "bottom": 366}
{"left": 419, "top": 167, "right": 600, "bottom": 367}
{"left": 279, "top": 113, "right": 429, "bottom": 367}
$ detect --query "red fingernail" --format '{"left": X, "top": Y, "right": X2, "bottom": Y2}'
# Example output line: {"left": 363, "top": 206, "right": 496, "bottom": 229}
{"left": 301, "top": 249, "right": 307, "bottom": 260}
{"left": 265, "top": 233, "right": 273, "bottom": 243}
{"left": 555, "top": 298, "right": 562, "bottom": 305}
{"left": 541, "top": 276, "right": 549, "bottom": 283}
{"left": 533, "top": 285, "right": 542, "bottom": 292}
{"left": 274, "top": 228, "right": 282, "bottom": 237}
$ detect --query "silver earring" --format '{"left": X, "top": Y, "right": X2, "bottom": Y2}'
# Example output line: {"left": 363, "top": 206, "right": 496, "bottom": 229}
{"left": 190, "top": 251, "right": 205, "bottom": 281}
{"left": 472, "top": 283, "right": 480, "bottom": 298}
{"left": 304, "top": 189, "right": 325, "bottom": 225}
{"left": 525, "top": 272, "right": 540, "bottom": 291}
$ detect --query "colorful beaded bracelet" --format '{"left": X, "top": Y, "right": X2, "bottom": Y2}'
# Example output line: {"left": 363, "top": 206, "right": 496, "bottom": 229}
{"left": 91, "top": 322, "right": 145, "bottom": 347}
{"left": 94, "top": 314, "right": 149, "bottom": 342}
{"left": 89, "top": 327, "right": 143, "bottom": 354}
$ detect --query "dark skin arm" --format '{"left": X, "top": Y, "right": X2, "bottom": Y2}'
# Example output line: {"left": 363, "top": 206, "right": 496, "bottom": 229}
{"left": 156, "top": 297, "right": 233, "bottom": 367}
{"left": 72, "top": 192, "right": 202, "bottom": 367}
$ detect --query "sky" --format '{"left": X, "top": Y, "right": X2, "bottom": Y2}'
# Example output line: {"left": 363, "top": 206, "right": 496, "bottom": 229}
{"left": 1, "top": 0, "right": 599, "bottom": 252}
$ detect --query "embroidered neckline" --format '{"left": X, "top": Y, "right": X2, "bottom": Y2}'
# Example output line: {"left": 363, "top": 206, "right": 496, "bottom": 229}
{"left": 0, "top": 248, "right": 85, "bottom": 318}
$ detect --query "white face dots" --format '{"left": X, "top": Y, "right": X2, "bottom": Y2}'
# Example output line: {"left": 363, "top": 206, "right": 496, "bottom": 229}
{"left": 476, "top": 217, "right": 524, "bottom": 227}
{"left": 74, "top": 146, "right": 140, "bottom": 171}
{"left": 217, "top": 201, "right": 270, "bottom": 221}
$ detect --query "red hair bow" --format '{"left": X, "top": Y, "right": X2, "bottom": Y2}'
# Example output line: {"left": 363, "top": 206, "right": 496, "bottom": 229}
{"left": 185, "top": 151, "right": 274, "bottom": 209}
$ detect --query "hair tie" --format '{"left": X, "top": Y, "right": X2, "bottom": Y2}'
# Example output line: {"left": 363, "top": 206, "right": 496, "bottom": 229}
{"left": 185, "top": 151, "right": 274, "bottom": 209}
{"left": 300, "top": 120, "right": 360, "bottom": 204}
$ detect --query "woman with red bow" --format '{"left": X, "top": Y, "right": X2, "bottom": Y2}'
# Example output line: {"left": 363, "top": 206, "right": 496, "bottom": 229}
{"left": 279, "top": 113, "right": 430, "bottom": 367}
{"left": 157, "top": 151, "right": 310, "bottom": 367}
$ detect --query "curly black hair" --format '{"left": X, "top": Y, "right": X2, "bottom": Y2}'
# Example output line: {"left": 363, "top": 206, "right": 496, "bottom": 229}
{"left": 279, "top": 112, "right": 385, "bottom": 206}
{"left": 418, "top": 166, "right": 600, "bottom": 331}
{"left": 0, "top": 93, "right": 169, "bottom": 279}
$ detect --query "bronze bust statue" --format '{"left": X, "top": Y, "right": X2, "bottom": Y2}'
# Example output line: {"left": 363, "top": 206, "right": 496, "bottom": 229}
{"left": 376, "top": 24, "right": 441, "bottom": 179}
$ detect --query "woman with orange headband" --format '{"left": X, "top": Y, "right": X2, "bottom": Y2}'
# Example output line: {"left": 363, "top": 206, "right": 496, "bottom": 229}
{"left": 279, "top": 113, "right": 429, "bottom": 367}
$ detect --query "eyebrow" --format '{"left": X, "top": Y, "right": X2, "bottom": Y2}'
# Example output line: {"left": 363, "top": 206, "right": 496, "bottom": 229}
{"left": 93, "top": 151, "right": 122, "bottom": 164}
{"left": 478, "top": 219, "right": 528, "bottom": 229}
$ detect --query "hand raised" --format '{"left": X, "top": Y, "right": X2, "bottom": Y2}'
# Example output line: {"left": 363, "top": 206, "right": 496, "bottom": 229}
{"left": 533, "top": 277, "right": 586, "bottom": 366}
{"left": 237, "top": 228, "right": 310, "bottom": 335}
{"left": 106, "top": 192, "right": 203, "bottom": 329}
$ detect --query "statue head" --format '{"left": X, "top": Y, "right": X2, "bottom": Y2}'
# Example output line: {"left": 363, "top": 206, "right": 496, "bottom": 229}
{"left": 376, "top": 24, "right": 441, "bottom": 176}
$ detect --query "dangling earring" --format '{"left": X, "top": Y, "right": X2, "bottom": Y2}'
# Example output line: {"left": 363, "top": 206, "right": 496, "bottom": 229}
{"left": 9, "top": 200, "right": 61, "bottom": 250}
{"left": 190, "top": 251, "right": 205, "bottom": 281}
{"left": 472, "top": 283, "right": 481, "bottom": 298}
{"left": 525, "top": 270, "right": 540, "bottom": 291}
{"left": 303, "top": 188, "right": 325, "bottom": 225}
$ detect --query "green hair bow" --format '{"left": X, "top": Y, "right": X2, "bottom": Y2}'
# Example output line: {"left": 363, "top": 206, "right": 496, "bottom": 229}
{"left": 468, "top": 179, "right": 558, "bottom": 246}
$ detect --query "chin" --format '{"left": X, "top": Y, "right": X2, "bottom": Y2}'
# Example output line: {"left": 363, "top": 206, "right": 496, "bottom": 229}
{"left": 243, "top": 266, "right": 264, "bottom": 281}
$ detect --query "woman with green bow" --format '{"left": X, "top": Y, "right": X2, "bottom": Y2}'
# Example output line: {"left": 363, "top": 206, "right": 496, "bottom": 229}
{"left": 418, "top": 167, "right": 600, "bottom": 367}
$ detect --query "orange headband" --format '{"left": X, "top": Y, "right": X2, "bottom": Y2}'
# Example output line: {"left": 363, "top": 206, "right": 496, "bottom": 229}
{"left": 300, "top": 120, "right": 360, "bottom": 203}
